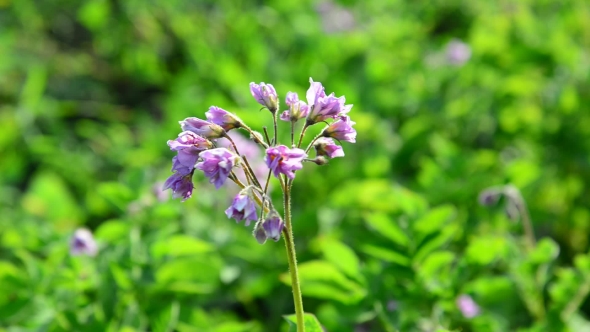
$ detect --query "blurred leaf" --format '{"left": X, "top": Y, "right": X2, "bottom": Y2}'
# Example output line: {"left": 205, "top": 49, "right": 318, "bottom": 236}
{"left": 284, "top": 313, "right": 323, "bottom": 332}
{"left": 95, "top": 219, "right": 130, "bottom": 243}
{"left": 360, "top": 244, "right": 411, "bottom": 266}
{"left": 319, "top": 238, "right": 362, "bottom": 280}
{"left": 364, "top": 212, "right": 408, "bottom": 246}
{"left": 413, "top": 205, "right": 456, "bottom": 238}
{"left": 151, "top": 235, "right": 214, "bottom": 260}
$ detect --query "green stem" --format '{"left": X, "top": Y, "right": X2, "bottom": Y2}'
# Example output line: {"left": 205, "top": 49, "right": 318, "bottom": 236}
{"left": 282, "top": 176, "right": 305, "bottom": 332}
{"left": 296, "top": 124, "right": 309, "bottom": 148}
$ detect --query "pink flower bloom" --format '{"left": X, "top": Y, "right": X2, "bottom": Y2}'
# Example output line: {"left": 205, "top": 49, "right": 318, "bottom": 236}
{"left": 250, "top": 82, "right": 278, "bottom": 112}
{"left": 167, "top": 131, "right": 212, "bottom": 175}
{"left": 70, "top": 228, "right": 98, "bottom": 256}
{"left": 225, "top": 192, "right": 258, "bottom": 225}
{"left": 195, "top": 148, "right": 240, "bottom": 189}
{"left": 163, "top": 172, "right": 194, "bottom": 201}
{"left": 322, "top": 115, "right": 356, "bottom": 143}
{"left": 306, "top": 77, "right": 326, "bottom": 108}
{"left": 265, "top": 145, "right": 307, "bottom": 180}
{"left": 314, "top": 137, "right": 344, "bottom": 158}
{"left": 446, "top": 39, "right": 471, "bottom": 66}
{"left": 280, "top": 92, "right": 309, "bottom": 122}
{"left": 180, "top": 117, "right": 225, "bottom": 139}
{"left": 457, "top": 295, "right": 480, "bottom": 319}
{"left": 206, "top": 106, "right": 243, "bottom": 131}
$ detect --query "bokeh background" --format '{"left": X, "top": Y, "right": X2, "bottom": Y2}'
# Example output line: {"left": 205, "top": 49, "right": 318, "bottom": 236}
{"left": 1, "top": 0, "right": 590, "bottom": 331}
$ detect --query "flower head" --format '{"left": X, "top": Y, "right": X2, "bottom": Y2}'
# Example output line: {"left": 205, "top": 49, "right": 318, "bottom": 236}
{"left": 307, "top": 93, "right": 346, "bottom": 124}
{"left": 180, "top": 117, "right": 225, "bottom": 139}
{"left": 225, "top": 191, "right": 258, "bottom": 225}
{"left": 163, "top": 172, "right": 194, "bottom": 201}
{"left": 70, "top": 228, "right": 98, "bottom": 256}
{"left": 250, "top": 82, "right": 278, "bottom": 113}
{"left": 322, "top": 115, "right": 356, "bottom": 143}
{"left": 167, "top": 131, "right": 213, "bottom": 151}
{"left": 195, "top": 148, "right": 241, "bottom": 189}
{"left": 253, "top": 220, "right": 267, "bottom": 244}
{"left": 206, "top": 106, "right": 243, "bottom": 131}
{"left": 478, "top": 188, "right": 502, "bottom": 207}
{"left": 314, "top": 137, "right": 344, "bottom": 158}
{"left": 262, "top": 210, "right": 284, "bottom": 242}
{"left": 265, "top": 145, "right": 307, "bottom": 179}
{"left": 306, "top": 78, "right": 326, "bottom": 107}
{"left": 280, "top": 92, "right": 309, "bottom": 122}
{"left": 457, "top": 295, "right": 480, "bottom": 319}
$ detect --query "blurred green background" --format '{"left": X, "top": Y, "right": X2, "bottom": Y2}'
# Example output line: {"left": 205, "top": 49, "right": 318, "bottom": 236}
{"left": 1, "top": 0, "right": 590, "bottom": 331}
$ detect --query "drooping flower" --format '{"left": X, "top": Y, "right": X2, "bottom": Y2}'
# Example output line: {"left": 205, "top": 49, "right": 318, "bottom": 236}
{"left": 250, "top": 82, "right": 278, "bottom": 113}
{"left": 457, "top": 295, "right": 480, "bottom": 319}
{"left": 167, "top": 131, "right": 212, "bottom": 174}
{"left": 265, "top": 145, "right": 307, "bottom": 179}
{"left": 206, "top": 106, "right": 243, "bottom": 131}
{"left": 70, "top": 228, "right": 98, "bottom": 256}
{"left": 225, "top": 191, "right": 258, "bottom": 225}
{"left": 477, "top": 187, "right": 502, "bottom": 207}
{"left": 314, "top": 137, "right": 344, "bottom": 158}
{"left": 195, "top": 148, "right": 241, "bottom": 189}
{"left": 280, "top": 92, "right": 309, "bottom": 122}
{"left": 163, "top": 172, "right": 194, "bottom": 201}
{"left": 262, "top": 210, "right": 284, "bottom": 242}
{"left": 322, "top": 115, "right": 356, "bottom": 143}
{"left": 180, "top": 117, "right": 225, "bottom": 139}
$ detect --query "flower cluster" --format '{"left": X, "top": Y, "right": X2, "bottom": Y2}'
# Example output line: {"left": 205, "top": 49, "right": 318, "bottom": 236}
{"left": 163, "top": 78, "right": 357, "bottom": 243}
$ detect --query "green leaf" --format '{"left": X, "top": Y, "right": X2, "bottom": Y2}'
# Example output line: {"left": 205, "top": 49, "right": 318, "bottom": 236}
{"left": 413, "top": 205, "right": 455, "bottom": 238}
{"left": 319, "top": 238, "right": 362, "bottom": 280}
{"left": 284, "top": 313, "right": 323, "bottom": 332}
{"left": 364, "top": 212, "right": 408, "bottom": 246}
{"left": 360, "top": 244, "right": 411, "bottom": 266}
{"left": 280, "top": 260, "right": 366, "bottom": 304}
{"left": 529, "top": 238, "right": 560, "bottom": 264}
{"left": 95, "top": 219, "right": 130, "bottom": 243}
{"left": 151, "top": 235, "right": 214, "bottom": 259}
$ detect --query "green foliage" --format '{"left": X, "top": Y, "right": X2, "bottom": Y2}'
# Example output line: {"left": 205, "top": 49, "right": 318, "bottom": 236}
{"left": 1, "top": 0, "right": 590, "bottom": 331}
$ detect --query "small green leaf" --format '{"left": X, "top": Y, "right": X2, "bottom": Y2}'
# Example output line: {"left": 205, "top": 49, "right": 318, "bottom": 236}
{"left": 413, "top": 205, "right": 455, "bottom": 237}
{"left": 364, "top": 212, "right": 408, "bottom": 246}
{"left": 284, "top": 313, "right": 323, "bottom": 332}
{"left": 360, "top": 244, "right": 411, "bottom": 266}
{"left": 95, "top": 220, "right": 130, "bottom": 243}
{"left": 319, "top": 238, "right": 361, "bottom": 280}
{"left": 151, "top": 235, "right": 214, "bottom": 259}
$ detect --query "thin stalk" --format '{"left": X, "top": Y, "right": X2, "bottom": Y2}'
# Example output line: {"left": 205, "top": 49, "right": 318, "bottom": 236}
{"left": 518, "top": 201, "right": 536, "bottom": 251}
{"left": 296, "top": 124, "right": 309, "bottom": 148}
{"left": 282, "top": 177, "right": 305, "bottom": 332}
{"left": 240, "top": 125, "right": 269, "bottom": 149}
{"left": 263, "top": 126, "right": 272, "bottom": 146}
{"left": 304, "top": 132, "right": 324, "bottom": 154}
{"left": 291, "top": 121, "right": 295, "bottom": 148}
{"left": 273, "top": 113, "right": 278, "bottom": 146}
{"left": 242, "top": 155, "right": 262, "bottom": 188}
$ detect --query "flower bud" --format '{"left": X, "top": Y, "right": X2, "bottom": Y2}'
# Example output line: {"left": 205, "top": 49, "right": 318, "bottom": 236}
{"left": 253, "top": 220, "right": 267, "bottom": 244}
{"left": 310, "top": 156, "right": 329, "bottom": 165}
{"left": 180, "top": 117, "right": 226, "bottom": 139}
{"left": 314, "top": 137, "right": 344, "bottom": 159}
{"left": 70, "top": 228, "right": 98, "bottom": 256}
{"left": 250, "top": 82, "right": 279, "bottom": 114}
{"left": 206, "top": 106, "right": 243, "bottom": 131}
{"left": 262, "top": 210, "right": 284, "bottom": 242}
{"left": 477, "top": 188, "right": 502, "bottom": 207}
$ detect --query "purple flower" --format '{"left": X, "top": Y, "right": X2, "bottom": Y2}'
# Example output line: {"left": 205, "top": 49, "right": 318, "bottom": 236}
{"left": 262, "top": 210, "right": 284, "bottom": 242}
{"left": 307, "top": 93, "right": 345, "bottom": 124}
{"left": 265, "top": 145, "right": 307, "bottom": 179}
{"left": 306, "top": 78, "right": 326, "bottom": 108}
{"left": 446, "top": 39, "right": 471, "bottom": 66}
{"left": 280, "top": 92, "right": 309, "bottom": 122}
{"left": 250, "top": 82, "right": 278, "bottom": 113}
{"left": 206, "top": 106, "right": 243, "bottom": 131}
{"left": 457, "top": 295, "right": 480, "bottom": 319}
{"left": 70, "top": 228, "right": 98, "bottom": 256}
{"left": 322, "top": 115, "right": 356, "bottom": 143}
{"left": 163, "top": 172, "right": 194, "bottom": 201}
{"left": 153, "top": 182, "right": 169, "bottom": 203}
{"left": 225, "top": 192, "right": 258, "bottom": 226}
{"left": 180, "top": 117, "right": 225, "bottom": 139}
{"left": 314, "top": 137, "right": 344, "bottom": 158}
{"left": 195, "top": 148, "right": 241, "bottom": 189}
{"left": 167, "top": 131, "right": 212, "bottom": 174}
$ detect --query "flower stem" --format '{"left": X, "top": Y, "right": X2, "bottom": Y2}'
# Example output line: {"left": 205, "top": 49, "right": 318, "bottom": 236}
{"left": 282, "top": 176, "right": 305, "bottom": 332}
{"left": 296, "top": 124, "right": 309, "bottom": 148}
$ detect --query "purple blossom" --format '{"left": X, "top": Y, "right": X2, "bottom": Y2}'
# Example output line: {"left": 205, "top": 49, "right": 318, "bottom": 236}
{"left": 225, "top": 192, "right": 258, "bottom": 225}
{"left": 163, "top": 172, "right": 194, "bottom": 201}
{"left": 307, "top": 93, "right": 345, "bottom": 124}
{"left": 70, "top": 228, "right": 98, "bottom": 256}
{"left": 180, "top": 117, "right": 225, "bottom": 139}
{"left": 167, "top": 131, "right": 212, "bottom": 174}
{"left": 322, "top": 115, "right": 357, "bottom": 143}
{"left": 478, "top": 188, "right": 502, "bottom": 207}
{"left": 153, "top": 182, "right": 169, "bottom": 203}
{"left": 218, "top": 132, "right": 268, "bottom": 189}
{"left": 265, "top": 145, "right": 307, "bottom": 180}
{"left": 306, "top": 78, "right": 326, "bottom": 107}
{"left": 263, "top": 210, "right": 284, "bottom": 242}
{"left": 457, "top": 295, "right": 480, "bottom": 319}
{"left": 250, "top": 82, "right": 278, "bottom": 112}
{"left": 280, "top": 92, "right": 309, "bottom": 122}
{"left": 314, "top": 137, "right": 344, "bottom": 158}
{"left": 206, "top": 106, "right": 243, "bottom": 131}
{"left": 195, "top": 148, "right": 240, "bottom": 189}
{"left": 446, "top": 39, "right": 471, "bottom": 66}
